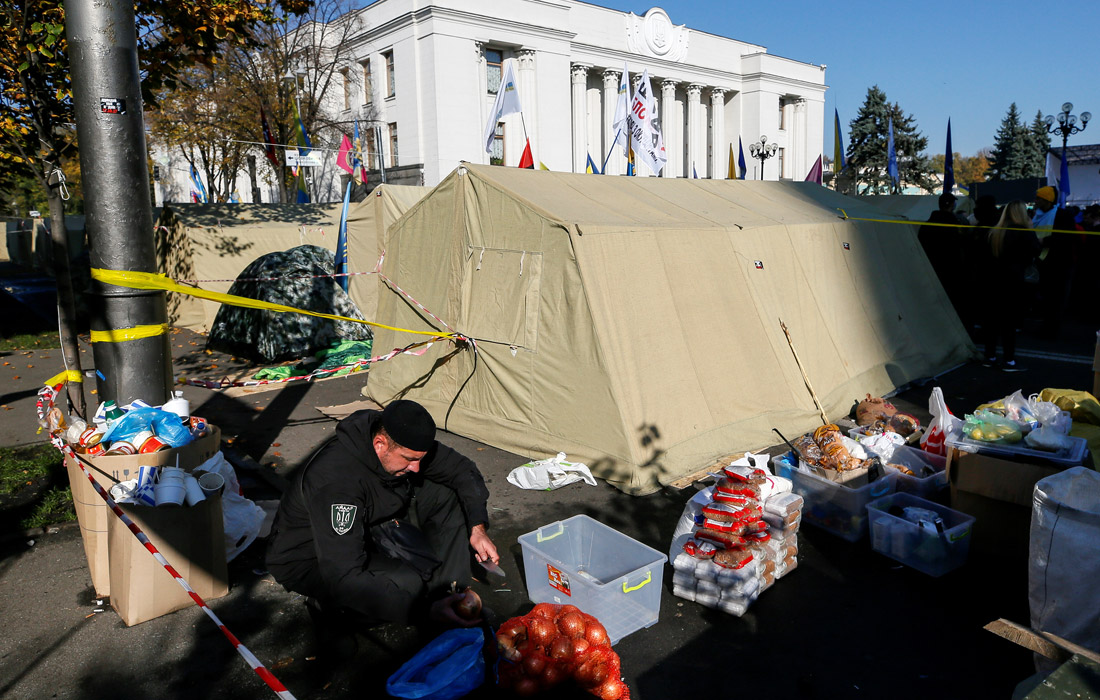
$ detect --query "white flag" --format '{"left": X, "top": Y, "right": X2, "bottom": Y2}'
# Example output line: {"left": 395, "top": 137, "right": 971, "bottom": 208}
{"left": 483, "top": 61, "right": 523, "bottom": 153}
{"left": 627, "top": 70, "right": 667, "bottom": 175}
{"left": 611, "top": 63, "right": 630, "bottom": 155}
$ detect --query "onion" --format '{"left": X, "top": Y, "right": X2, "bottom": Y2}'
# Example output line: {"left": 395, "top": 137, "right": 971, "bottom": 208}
{"left": 455, "top": 588, "right": 482, "bottom": 620}
{"left": 542, "top": 663, "right": 568, "bottom": 687}
{"left": 526, "top": 617, "right": 557, "bottom": 649}
{"left": 556, "top": 611, "right": 587, "bottom": 639}
{"left": 574, "top": 659, "right": 607, "bottom": 687}
{"left": 549, "top": 635, "right": 574, "bottom": 662}
{"left": 595, "top": 679, "right": 624, "bottom": 700}
{"left": 522, "top": 654, "right": 546, "bottom": 677}
{"left": 557, "top": 604, "right": 580, "bottom": 617}
{"left": 571, "top": 638, "right": 591, "bottom": 657}
{"left": 530, "top": 602, "right": 558, "bottom": 619}
{"left": 584, "top": 620, "right": 610, "bottom": 647}
{"left": 513, "top": 677, "right": 540, "bottom": 697}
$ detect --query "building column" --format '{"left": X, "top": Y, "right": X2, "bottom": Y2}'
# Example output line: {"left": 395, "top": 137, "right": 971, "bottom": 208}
{"left": 517, "top": 49, "right": 538, "bottom": 166}
{"left": 793, "top": 98, "right": 807, "bottom": 180}
{"left": 602, "top": 68, "right": 622, "bottom": 175}
{"left": 571, "top": 64, "right": 590, "bottom": 173}
{"left": 686, "top": 83, "right": 704, "bottom": 178}
{"left": 660, "top": 79, "right": 677, "bottom": 178}
{"left": 475, "top": 41, "right": 489, "bottom": 165}
{"left": 709, "top": 89, "right": 726, "bottom": 178}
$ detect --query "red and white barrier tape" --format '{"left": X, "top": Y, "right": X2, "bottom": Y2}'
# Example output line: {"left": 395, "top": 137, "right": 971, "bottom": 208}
{"left": 377, "top": 272, "right": 458, "bottom": 333}
{"left": 57, "top": 439, "right": 298, "bottom": 700}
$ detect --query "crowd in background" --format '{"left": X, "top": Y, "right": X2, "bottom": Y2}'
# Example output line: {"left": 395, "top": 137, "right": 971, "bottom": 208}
{"left": 918, "top": 188, "right": 1100, "bottom": 372}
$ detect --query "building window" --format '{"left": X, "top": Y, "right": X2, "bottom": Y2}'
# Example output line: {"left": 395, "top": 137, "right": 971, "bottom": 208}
{"left": 365, "top": 128, "right": 378, "bottom": 169}
{"left": 778, "top": 148, "right": 785, "bottom": 178}
{"left": 486, "top": 49, "right": 503, "bottom": 95}
{"left": 778, "top": 99, "right": 785, "bottom": 130}
{"left": 389, "top": 122, "right": 399, "bottom": 167}
{"left": 383, "top": 50, "right": 395, "bottom": 98}
{"left": 361, "top": 59, "right": 372, "bottom": 105}
{"left": 490, "top": 123, "right": 505, "bottom": 165}
{"left": 341, "top": 69, "right": 351, "bottom": 111}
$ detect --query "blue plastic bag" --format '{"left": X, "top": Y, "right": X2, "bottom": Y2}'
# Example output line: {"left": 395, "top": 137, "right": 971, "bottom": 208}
{"left": 386, "top": 627, "right": 485, "bottom": 700}
{"left": 101, "top": 407, "right": 194, "bottom": 448}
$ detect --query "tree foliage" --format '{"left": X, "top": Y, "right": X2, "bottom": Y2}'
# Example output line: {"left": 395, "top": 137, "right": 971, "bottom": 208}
{"left": 930, "top": 150, "right": 991, "bottom": 188}
{"left": 1024, "top": 110, "right": 1051, "bottom": 178}
{"left": 845, "top": 85, "right": 935, "bottom": 194}
{"left": 988, "top": 103, "right": 1032, "bottom": 181}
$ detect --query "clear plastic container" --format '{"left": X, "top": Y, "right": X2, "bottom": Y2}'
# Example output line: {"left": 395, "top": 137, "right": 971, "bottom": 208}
{"left": 791, "top": 467, "right": 897, "bottom": 541}
{"left": 945, "top": 431, "right": 1088, "bottom": 467}
{"left": 884, "top": 445, "right": 948, "bottom": 499}
{"left": 771, "top": 451, "right": 797, "bottom": 480}
{"left": 518, "top": 515, "right": 667, "bottom": 645}
{"left": 866, "top": 492, "right": 976, "bottom": 577}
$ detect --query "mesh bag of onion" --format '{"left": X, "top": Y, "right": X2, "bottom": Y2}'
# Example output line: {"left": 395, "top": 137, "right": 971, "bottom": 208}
{"left": 495, "top": 602, "right": 630, "bottom": 699}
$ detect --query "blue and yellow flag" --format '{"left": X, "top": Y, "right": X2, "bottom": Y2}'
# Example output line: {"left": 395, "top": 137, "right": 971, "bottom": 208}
{"left": 586, "top": 153, "right": 600, "bottom": 174}
{"left": 189, "top": 164, "right": 208, "bottom": 203}
{"left": 738, "top": 137, "right": 747, "bottom": 180}
{"left": 833, "top": 108, "right": 847, "bottom": 175}
{"left": 335, "top": 182, "right": 351, "bottom": 292}
{"left": 352, "top": 120, "right": 364, "bottom": 185}
{"left": 293, "top": 100, "right": 312, "bottom": 203}
{"left": 887, "top": 116, "right": 899, "bottom": 191}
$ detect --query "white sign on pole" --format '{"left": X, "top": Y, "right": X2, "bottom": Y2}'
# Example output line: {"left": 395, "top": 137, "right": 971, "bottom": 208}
{"left": 285, "top": 150, "right": 323, "bottom": 167}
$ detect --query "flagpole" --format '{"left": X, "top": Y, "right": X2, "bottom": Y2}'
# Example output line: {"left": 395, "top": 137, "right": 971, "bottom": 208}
{"left": 600, "top": 128, "right": 621, "bottom": 175}
{"left": 519, "top": 112, "right": 529, "bottom": 144}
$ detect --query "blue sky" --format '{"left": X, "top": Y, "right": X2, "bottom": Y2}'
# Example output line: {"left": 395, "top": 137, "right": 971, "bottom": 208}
{"left": 596, "top": 0, "right": 1100, "bottom": 157}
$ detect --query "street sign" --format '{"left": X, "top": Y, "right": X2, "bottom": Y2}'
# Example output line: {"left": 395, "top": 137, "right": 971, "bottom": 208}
{"left": 285, "top": 150, "right": 323, "bottom": 167}
{"left": 29, "top": 210, "right": 41, "bottom": 218}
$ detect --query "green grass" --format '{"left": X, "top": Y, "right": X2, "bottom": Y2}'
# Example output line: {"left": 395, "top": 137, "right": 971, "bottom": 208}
{"left": 0, "top": 330, "right": 61, "bottom": 351}
{"left": 0, "top": 443, "right": 61, "bottom": 497}
{"left": 20, "top": 486, "right": 74, "bottom": 529}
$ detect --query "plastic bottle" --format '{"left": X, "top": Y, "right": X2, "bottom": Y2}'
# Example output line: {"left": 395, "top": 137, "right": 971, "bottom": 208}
{"left": 162, "top": 390, "right": 190, "bottom": 423}
{"left": 103, "top": 400, "right": 124, "bottom": 428}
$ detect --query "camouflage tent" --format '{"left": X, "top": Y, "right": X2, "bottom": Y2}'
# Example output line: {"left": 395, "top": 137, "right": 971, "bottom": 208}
{"left": 206, "top": 245, "right": 371, "bottom": 363}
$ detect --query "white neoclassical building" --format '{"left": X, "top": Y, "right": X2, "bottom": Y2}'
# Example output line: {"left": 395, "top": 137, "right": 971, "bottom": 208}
{"left": 156, "top": 0, "right": 827, "bottom": 203}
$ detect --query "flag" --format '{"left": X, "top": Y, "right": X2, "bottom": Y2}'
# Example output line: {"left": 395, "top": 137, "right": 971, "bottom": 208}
{"left": 189, "top": 164, "right": 208, "bottom": 203}
{"left": 943, "top": 119, "right": 955, "bottom": 195}
{"left": 627, "top": 145, "right": 635, "bottom": 176}
{"left": 611, "top": 63, "right": 630, "bottom": 158}
{"left": 335, "top": 182, "right": 351, "bottom": 292}
{"left": 626, "top": 69, "right": 666, "bottom": 175}
{"left": 1058, "top": 148, "right": 1070, "bottom": 207}
{"left": 293, "top": 99, "right": 312, "bottom": 203}
{"left": 539, "top": 161, "right": 550, "bottom": 171}
{"left": 259, "top": 107, "right": 279, "bottom": 169}
{"left": 483, "top": 61, "right": 523, "bottom": 153}
{"left": 833, "top": 108, "right": 847, "bottom": 175}
{"left": 337, "top": 133, "right": 354, "bottom": 175}
{"left": 519, "top": 139, "right": 534, "bottom": 169}
{"left": 352, "top": 121, "right": 364, "bottom": 185}
{"left": 727, "top": 144, "right": 735, "bottom": 179}
{"left": 738, "top": 137, "right": 747, "bottom": 180}
{"left": 586, "top": 153, "right": 600, "bottom": 174}
{"left": 693, "top": 163, "right": 698, "bottom": 179}
{"left": 887, "top": 116, "right": 899, "bottom": 191}
{"left": 229, "top": 191, "right": 241, "bottom": 204}
{"left": 804, "top": 154, "right": 823, "bottom": 184}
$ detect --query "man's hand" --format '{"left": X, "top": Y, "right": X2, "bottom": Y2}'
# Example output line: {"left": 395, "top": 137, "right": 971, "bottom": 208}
{"left": 469, "top": 523, "right": 499, "bottom": 565}
{"left": 428, "top": 592, "right": 480, "bottom": 628}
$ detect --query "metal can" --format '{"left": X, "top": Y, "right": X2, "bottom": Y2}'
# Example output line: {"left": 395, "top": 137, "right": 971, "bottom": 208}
{"left": 104, "top": 440, "right": 137, "bottom": 456}
{"left": 138, "top": 435, "right": 170, "bottom": 454}
{"left": 84, "top": 442, "right": 107, "bottom": 457}
{"left": 79, "top": 427, "right": 104, "bottom": 448}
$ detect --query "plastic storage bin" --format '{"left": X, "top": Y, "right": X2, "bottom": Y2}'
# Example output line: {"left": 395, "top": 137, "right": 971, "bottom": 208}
{"left": 518, "top": 515, "right": 667, "bottom": 645}
{"left": 791, "top": 467, "right": 897, "bottom": 541}
{"left": 884, "top": 445, "right": 947, "bottom": 499}
{"left": 770, "top": 451, "right": 797, "bottom": 480}
{"left": 866, "top": 492, "right": 976, "bottom": 576}
{"left": 945, "top": 431, "right": 1088, "bottom": 467}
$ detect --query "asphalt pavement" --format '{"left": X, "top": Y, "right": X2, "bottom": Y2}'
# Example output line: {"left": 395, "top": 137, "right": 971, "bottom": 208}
{"left": 0, "top": 317, "right": 1097, "bottom": 700}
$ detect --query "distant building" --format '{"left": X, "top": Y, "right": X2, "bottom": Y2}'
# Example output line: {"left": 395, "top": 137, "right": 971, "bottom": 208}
{"left": 1045, "top": 144, "right": 1100, "bottom": 207}
{"left": 156, "top": 1, "right": 828, "bottom": 203}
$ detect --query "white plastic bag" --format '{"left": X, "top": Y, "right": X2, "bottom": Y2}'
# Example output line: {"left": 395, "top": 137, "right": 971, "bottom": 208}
{"left": 194, "top": 451, "right": 266, "bottom": 561}
{"left": 920, "top": 387, "right": 962, "bottom": 456}
{"left": 506, "top": 452, "right": 597, "bottom": 491}
{"left": 1029, "top": 467, "right": 1100, "bottom": 672}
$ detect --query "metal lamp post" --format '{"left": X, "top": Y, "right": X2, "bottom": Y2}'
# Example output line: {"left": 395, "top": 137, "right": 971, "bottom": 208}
{"left": 749, "top": 135, "right": 778, "bottom": 180}
{"left": 1044, "top": 102, "right": 1090, "bottom": 203}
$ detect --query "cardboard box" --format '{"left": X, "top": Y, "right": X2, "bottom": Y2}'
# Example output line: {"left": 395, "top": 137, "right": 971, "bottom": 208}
{"left": 108, "top": 494, "right": 228, "bottom": 626}
{"left": 65, "top": 426, "right": 221, "bottom": 597}
{"left": 946, "top": 447, "right": 1073, "bottom": 562}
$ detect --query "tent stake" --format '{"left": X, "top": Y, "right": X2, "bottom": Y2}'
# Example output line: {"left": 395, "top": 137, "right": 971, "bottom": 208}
{"left": 779, "top": 318, "right": 829, "bottom": 426}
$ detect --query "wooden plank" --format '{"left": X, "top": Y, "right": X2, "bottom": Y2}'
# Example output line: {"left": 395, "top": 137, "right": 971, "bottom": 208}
{"left": 667, "top": 453, "right": 744, "bottom": 491}
{"left": 984, "top": 619, "right": 1100, "bottom": 665}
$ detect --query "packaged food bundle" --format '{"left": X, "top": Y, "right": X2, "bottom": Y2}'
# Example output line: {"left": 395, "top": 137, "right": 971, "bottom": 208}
{"left": 962, "top": 410, "right": 1023, "bottom": 444}
{"left": 764, "top": 492, "right": 803, "bottom": 517}
{"left": 857, "top": 394, "right": 898, "bottom": 426}
{"left": 495, "top": 603, "right": 629, "bottom": 700}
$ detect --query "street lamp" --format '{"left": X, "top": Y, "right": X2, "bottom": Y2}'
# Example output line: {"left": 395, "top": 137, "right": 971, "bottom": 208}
{"left": 1043, "top": 102, "right": 1090, "bottom": 199}
{"left": 748, "top": 135, "right": 778, "bottom": 180}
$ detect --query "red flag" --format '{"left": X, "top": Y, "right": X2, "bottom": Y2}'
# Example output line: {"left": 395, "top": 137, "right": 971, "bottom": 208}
{"left": 336, "top": 134, "right": 354, "bottom": 175}
{"left": 804, "top": 154, "right": 823, "bottom": 185}
{"left": 260, "top": 107, "right": 280, "bottom": 168}
{"left": 518, "top": 139, "right": 534, "bottom": 169}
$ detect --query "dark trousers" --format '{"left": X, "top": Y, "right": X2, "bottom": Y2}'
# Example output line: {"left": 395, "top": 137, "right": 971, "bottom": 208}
{"left": 297, "top": 478, "right": 471, "bottom": 627}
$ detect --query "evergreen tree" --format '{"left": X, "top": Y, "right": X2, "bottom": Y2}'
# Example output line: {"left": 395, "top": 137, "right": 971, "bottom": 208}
{"left": 845, "top": 85, "right": 935, "bottom": 194}
{"left": 988, "top": 103, "right": 1030, "bottom": 180}
{"left": 1024, "top": 110, "right": 1052, "bottom": 178}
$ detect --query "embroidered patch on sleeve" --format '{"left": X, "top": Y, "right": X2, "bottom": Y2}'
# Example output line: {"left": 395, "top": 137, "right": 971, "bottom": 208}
{"left": 331, "top": 504, "right": 358, "bottom": 535}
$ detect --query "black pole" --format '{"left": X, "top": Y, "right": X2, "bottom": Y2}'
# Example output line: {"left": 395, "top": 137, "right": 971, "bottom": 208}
{"left": 65, "top": 0, "right": 172, "bottom": 407}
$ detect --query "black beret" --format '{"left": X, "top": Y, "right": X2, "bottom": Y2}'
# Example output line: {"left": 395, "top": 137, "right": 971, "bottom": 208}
{"left": 381, "top": 400, "right": 436, "bottom": 451}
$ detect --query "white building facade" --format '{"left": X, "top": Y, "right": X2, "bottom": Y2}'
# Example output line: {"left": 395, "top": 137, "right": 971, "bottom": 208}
{"left": 156, "top": 1, "right": 827, "bottom": 203}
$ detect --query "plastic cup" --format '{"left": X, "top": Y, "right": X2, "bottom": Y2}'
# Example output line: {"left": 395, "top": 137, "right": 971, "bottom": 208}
{"left": 154, "top": 480, "right": 185, "bottom": 506}
{"left": 183, "top": 474, "right": 205, "bottom": 506}
{"left": 197, "top": 472, "right": 224, "bottom": 497}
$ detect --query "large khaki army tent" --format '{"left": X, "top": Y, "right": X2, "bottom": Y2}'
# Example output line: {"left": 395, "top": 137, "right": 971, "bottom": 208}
{"left": 367, "top": 165, "right": 974, "bottom": 495}
{"left": 154, "top": 185, "right": 427, "bottom": 332}
{"left": 861, "top": 194, "right": 939, "bottom": 223}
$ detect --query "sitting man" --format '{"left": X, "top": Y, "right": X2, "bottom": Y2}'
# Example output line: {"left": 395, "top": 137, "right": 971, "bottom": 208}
{"left": 266, "top": 399, "right": 499, "bottom": 652}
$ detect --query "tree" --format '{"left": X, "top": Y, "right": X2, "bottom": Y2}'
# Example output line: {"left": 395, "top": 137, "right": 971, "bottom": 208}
{"left": 988, "top": 103, "right": 1031, "bottom": 181}
{"left": 845, "top": 85, "right": 936, "bottom": 194}
{"left": 930, "top": 150, "right": 991, "bottom": 188}
{"left": 1024, "top": 110, "right": 1052, "bottom": 178}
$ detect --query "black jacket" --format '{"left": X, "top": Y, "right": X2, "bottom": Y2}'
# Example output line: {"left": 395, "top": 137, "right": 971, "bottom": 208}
{"left": 265, "top": 409, "right": 490, "bottom": 616}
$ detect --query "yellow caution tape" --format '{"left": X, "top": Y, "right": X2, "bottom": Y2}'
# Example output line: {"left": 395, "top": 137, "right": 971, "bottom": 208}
{"left": 90, "top": 323, "right": 168, "bottom": 344}
{"left": 835, "top": 209, "right": 1093, "bottom": 236}
{"left": 45, "top": 369, "right": 83, "bottom": 386}
{"left": 91, "top": 268, "right": 454, "bottom": 339}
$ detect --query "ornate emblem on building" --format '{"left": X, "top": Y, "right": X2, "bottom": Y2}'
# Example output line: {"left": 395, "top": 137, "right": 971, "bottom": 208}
{"left": 626, "top": 7, "right": 689, "bottom": 61}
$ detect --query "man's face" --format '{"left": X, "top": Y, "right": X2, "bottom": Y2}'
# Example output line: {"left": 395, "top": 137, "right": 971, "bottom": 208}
{"left": 373, "top": 433, "right": 427, "bottom": 477}
{"left": 1035, "top": 197, "right": 1053, "bottom": 212}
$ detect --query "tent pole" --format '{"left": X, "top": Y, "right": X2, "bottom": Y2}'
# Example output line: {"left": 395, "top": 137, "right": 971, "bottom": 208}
{"left": 780, "top": 319, "right": 829, "bottom": 425}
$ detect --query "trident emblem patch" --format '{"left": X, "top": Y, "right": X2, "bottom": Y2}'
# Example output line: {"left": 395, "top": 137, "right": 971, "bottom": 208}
{"left": 331, "top": 504, "right": 357, "bottom": 535}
